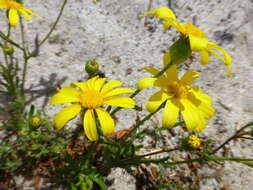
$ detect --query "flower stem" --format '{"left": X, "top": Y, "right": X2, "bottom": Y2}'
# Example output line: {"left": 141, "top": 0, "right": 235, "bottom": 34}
{"left": 123, "top": 101, "right": 167, "bottom": 140}
{"left": 111, "top": 61, "right": 174, "bottom": 115}
{"left": 212, "top": 122, "right": 253, "bottom": 154}
{"left": 39, "top": 0, "right": 68, "bottom": 46}
{"left": 135, "top": 147, "right": 179, "bottom": 158}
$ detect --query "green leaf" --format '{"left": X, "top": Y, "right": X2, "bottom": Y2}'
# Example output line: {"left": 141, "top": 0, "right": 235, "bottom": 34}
{"left": 169, "top": 36, "right": 191, "bottom": 64}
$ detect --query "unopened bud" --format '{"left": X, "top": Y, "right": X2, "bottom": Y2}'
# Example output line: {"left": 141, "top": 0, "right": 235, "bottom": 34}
{"left": 30, "top": 116, "right": 42, "bottom": 127}
{"left": 187, "top": 135, "right": 201, "bottom": 149}
{"left": 85, "top": 60, "right": 99, "bottom": 76}
{"left": 16, "top": 0, "right": 23, "bottom": 4}
{"left": 30, "top": 131, "right": 41, "bottom": 139}
{"left": 3, "top": 45, "right": 14, "bottom": 55}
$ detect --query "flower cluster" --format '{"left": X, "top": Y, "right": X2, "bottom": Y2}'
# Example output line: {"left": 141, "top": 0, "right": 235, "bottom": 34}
{"left": 51, "top": 6, "right": 232, "bottom": 141}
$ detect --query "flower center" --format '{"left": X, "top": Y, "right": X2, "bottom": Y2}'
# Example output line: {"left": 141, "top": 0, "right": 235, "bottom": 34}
{"left": 79, "top": 90, "right": 104, "bottom": 108}
{"left": 182, "top": 22, "right": 205, "bottom": 38}
{"left": 5, "top": 1, "right": 22, "bottom": 9}
{"left": 167, "top": 81, "right": 188, "bottom": 99}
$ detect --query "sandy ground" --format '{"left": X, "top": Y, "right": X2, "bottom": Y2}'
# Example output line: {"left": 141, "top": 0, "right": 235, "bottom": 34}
{"left": 1, "top": 0, "right": 253, "bottom": 189}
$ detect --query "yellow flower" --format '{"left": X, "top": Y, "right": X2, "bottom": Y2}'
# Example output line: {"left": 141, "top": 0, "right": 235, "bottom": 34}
{"left": 187, "top": 134, "right": 201, "bottom": 148}
{"left": 145, "top": 7, "right": 232, "bottom": 77}
{"left": 51, "top": 76, "right": 135, "bottom": 141}
{"left": 137, "top": 54, "right": 215, "bottom": 132}
{"left": 0, "top": 0, "right": 36, "bottom": 26}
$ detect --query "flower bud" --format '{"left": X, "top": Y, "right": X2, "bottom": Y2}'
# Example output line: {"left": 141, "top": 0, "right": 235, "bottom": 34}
{"left": 187, "top": 134, "right": 201, "bottom": 149}
{"left": 30, "top": 116, "right": 42, "bottom": 127}
{"left": 19, "top": 129, "right": 29, "bottom": 136}
{"left": 16, "top": 0, "right": 23, "bottom": 4}
{"left": 3, "top": 45, "right": 14, "bottom": 55}
{"left": 85, "top": 60, "right": 99, "bottom": 76}
{"left": 30, "top": 131, "right": 41, "bottom": 139}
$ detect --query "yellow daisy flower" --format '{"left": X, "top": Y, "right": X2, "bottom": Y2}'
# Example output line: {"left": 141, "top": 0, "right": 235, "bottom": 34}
{"left": 137, "top": 54, "right": 215, "bottom": 132}
{"left": 145, "top": 7, "right": 232, "bottom": 77}
{"left": 0, "top": 0, "right": 36, "bottom": 26}
{"left": 51, "top": 76, "right": 136, "bottom": 141}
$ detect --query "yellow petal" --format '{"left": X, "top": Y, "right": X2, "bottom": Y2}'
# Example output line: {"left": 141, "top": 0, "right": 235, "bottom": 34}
{"left": 93, "top": 78, "right": 107, "bottom": 91}
{"left": 141, "top": 66, "right": 169, "bottom": 84}
{"left": 142, "top": 66, "right": 160, "bottom": 75}
{"left": 200, "top": 50, "right": 210, "bottom": 65}
{"left": 194, "top": 115, "right": 206, "bottom": 132}
{"left": 71, "top": 82, "right": 87, "bottom": 92}
{"left": 189, "top": 35, "right": 208, "bottom": 52}
{"left": 95, "top": 108, "right": 115, "bottom": 136}
{"left": 137, "top": 77, "right": 157, "bottom": 90}
{"left": 50, "top": 87, "right": 80, "bottom": 104}
{"left": 163, "top": 19, "right": 183, "bottom": 30}
{"left": 166, "top": 64, "right": 178, "bottom": 82}
{"left": 146, "top": 91, "right": 170, "bottom": 112}
{"left": 190, "top": 91, "right": 215, "bottom": 120}
{"left": 53, "top": 104, "right": 81, "bottom": 130}
{"left": 208, "top": 42, "right": 232, "bottom": 77}
{"left": 162, "top": 98, "right": 179, "bottom": 127}
{"left": 101, "top": 80, "right": 123, "bottom": 94}
{"left": 21, "top": 7, "right": 36, "bottom": 16}
{"left": 19, "top": 9, "right": 31, "bottom": 21}
{"left": 104, "top": 97, "right": 135, "bottom": 108}
{"left": 0, "top": 2, "right": 8, "bottom": 8}
{"left": 9, "top": 9, "right": 19, "bottom": 26}
{"left": 182, "top": 22, "right": 205, "bottom": 38}
{"left": 163, "top": 51, "right": 171, "bottom": 66}
{"left": 180, "top": 99, "right": 200, "bottom": 131}
{"left": 103, "top": 88, "right": 134, "bottom": 98}
{"left": 84, "top": 109, "right": 98, "bottom": 141}
{"left": 144, "top": 7, "right": 176, "bottom": 20}
{"left": 86, "top": 76, "right": 99, "bottom": 89}
{"left": 180, "top": 70, "right": 200, "bottom": 85}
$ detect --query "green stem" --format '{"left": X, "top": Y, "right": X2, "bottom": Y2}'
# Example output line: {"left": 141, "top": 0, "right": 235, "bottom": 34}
{"left": 237, "top": 136, "right": 253, "bottom": 141}
{"left": 39, "top": 0, "right": 68, "bottom": 46}
{"left": 124, "top": 101, "right": 167, "bottom": 140}
{"left": 163, "top": 158, "right": 203, "bottom": 167}
{"left": 0, "top": 30, "right": 24, "bottom": 51}
{"left": 20, "top": 17, "right": 28, "bottom": 97}
{"left": 111, "top": 61, "right": 174, "bottom": 115}
{"left": 212, "top": 122, "right": 253, "bottom": 154}
{"left": 134, "top": 147, "right": 179, "bottom": 158}
{"left": 209, "top": 156, "right": 253, "bottom": 162}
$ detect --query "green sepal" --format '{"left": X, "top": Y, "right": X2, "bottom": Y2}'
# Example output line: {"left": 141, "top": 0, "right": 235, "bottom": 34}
{"left": 169, "top": 36, "right": 192, "bottom": 64}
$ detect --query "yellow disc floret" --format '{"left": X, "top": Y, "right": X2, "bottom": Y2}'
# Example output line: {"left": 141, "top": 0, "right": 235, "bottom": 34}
{"left": 167, "top": 81, "right": 189, "bottom": 99}
{"left": 79, "top": 90, "right": 104, "bottom": 109}
{"left": 187, "top": 135, "right": 201, "bottom": 148}
{"left": 181, "top": 22, "right": 205, "bottom": 38}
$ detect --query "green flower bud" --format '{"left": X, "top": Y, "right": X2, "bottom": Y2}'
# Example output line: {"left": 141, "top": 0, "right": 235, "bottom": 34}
{"left": 16, "top": 0, "right": 23, "bottom": 4}
{"left": 30, "top": 131, "right": 41, "bottom": 139}
{"left": 31, "top": 144, "right": 40, "bottom": 150}
{"left": 19, "top": 129, "right": 29, "bottom": 136}
{"left": 85, "top": 60, "right": 99, "bottom": 76}
{"left": 3, "top": 45, "right": 14, "bottom": 55}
